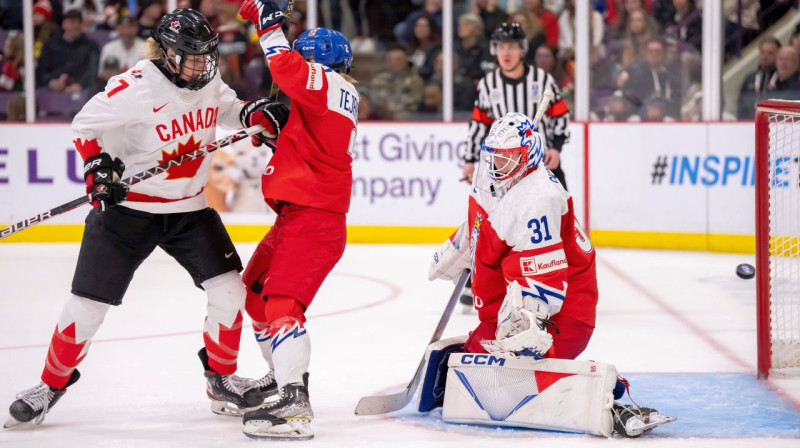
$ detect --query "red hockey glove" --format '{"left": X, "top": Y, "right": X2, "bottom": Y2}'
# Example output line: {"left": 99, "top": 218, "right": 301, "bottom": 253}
{"left": 84, "top": 153, "right": 128, "bottom": 210}
{"left": 239, "top": 0, "right": 289, "bottom": 36}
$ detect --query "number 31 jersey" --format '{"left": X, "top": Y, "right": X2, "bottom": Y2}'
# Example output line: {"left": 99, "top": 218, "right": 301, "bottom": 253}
{"left": 467, "top": 166, "right": 598, "bottom": 327}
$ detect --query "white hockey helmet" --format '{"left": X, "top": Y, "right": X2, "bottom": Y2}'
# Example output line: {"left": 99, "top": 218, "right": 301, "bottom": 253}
{"left": 479, "top": 112, "right": 544, "bottom": 192}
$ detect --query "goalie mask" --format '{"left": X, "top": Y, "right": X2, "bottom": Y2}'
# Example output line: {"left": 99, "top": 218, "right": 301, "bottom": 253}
{"left": 153, "top": 8, "right": 219, "bottom": 90}
{"left": 477, "top": 112, "right": 544, "bottom": 201}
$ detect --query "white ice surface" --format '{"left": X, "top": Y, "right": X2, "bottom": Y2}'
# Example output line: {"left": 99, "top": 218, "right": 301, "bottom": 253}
{"left": 0, "top": 243, "right": 798, "bottom": 447}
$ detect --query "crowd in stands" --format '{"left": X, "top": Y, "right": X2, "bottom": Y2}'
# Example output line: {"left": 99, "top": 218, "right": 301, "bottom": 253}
{"left": 0, "top": 0, "right": 798, "bottom": 122}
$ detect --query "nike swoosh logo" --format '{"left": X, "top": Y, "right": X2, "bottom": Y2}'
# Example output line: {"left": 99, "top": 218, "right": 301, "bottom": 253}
{"left": 225, "top": 252, "right": 234, "bottom": 259}
{"left": 152, "top": 103, "right": 168, "bottom": 112}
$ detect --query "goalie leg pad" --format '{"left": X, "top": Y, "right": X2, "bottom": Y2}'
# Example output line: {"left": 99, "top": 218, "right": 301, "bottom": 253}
{"left": 417, "top": 336, "right": 468, "bottom": 412}
{"left": 442, "top": 355, "right": 618, "bottom": 437}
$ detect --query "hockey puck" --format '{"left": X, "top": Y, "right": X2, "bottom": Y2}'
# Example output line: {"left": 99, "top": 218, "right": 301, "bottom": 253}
{"left": 736, "top": 263, "right": 755, "bottom": 280}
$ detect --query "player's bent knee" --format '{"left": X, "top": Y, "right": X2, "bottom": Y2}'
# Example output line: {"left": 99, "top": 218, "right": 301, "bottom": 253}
{"left": 202, "top": 270, "right": 246, "bottom": 308}
{"left": 265, "top": 295, "right": 306, "bottom": 330}
{"left": 62, "top": 294, "right": 111, "bottom": 334}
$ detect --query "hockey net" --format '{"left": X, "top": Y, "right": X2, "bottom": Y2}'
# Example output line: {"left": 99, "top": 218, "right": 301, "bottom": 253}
{"left": 756, "top": 100, "right": 800, "bottom": 379}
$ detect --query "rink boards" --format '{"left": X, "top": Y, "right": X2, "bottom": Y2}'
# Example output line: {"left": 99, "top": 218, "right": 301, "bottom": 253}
{"left": 0, "top": 121, "right": 776, "bottom": 252}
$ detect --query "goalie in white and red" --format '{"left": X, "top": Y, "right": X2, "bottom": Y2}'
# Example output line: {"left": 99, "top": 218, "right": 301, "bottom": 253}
{"left": 427, "top": 112, "right": 675, "bottom": 437}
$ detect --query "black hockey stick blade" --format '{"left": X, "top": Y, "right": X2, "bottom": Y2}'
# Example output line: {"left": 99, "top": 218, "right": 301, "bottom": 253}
{"left": 0, "top": 125, "right": 264, "bottom": 241}
{"left": 354, "top": 269, "right": 470, "bottom": 415}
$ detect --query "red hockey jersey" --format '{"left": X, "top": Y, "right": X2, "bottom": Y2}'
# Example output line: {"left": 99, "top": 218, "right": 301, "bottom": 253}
{"left": 468, "top": 166, "right": 598, "bottom": 327}
{"left": 257, "top": 29, "right": 357, "bottom": 214}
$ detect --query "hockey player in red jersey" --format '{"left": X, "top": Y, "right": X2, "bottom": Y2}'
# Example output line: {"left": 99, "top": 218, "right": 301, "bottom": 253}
{"left": 236, "top": 0, "right": 357, "bottom": 441}
{"left": 428, "top": 112, "right": 673, "bottom": 437}
{"left": 431, "top": 111, "right": 596, "bottom": 360}
{"left": 4, "top": 9, "right": 290, "bottom": 428}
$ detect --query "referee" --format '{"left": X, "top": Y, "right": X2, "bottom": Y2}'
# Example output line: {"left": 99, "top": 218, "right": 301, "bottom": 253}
{"left": 462, "top": 22, "right": 571, "bottom": 190}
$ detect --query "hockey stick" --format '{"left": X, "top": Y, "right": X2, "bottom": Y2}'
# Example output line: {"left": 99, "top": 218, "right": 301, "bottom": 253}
{"left": 0, "top": 125, "right": 265, "bottom": 241}
{"left": 533, "top": 89, "right": 554, "bottom": 130}
{"left": 354, "top": 269, "right": 471, "bottom": 415}
{"left": 268, "top": 0, "right": 295, "bottom": 101}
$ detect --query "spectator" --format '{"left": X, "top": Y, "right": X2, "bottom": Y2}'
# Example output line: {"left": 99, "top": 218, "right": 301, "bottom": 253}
{"left": 535, "top": 43, "right": 573, "bottom": 92}
{"left": 370, "top": 47, "right": 424, "bottom": 120}
{"left": 394, "top": 0, "right": 443, "bottom": 45}
{"left": 611, "top": 0, "right": 655, "bottom": 31}
{"left": 619, "top": 9, "right": 655, "bottom": 67}
{"left": 766, "top": 46, "right": 800, "bottom": 100}
{"left": 33, "top": 0, "right": 57, "bottom": 60}
{"left": 217, "top": 2, "right": 250, "bottom": 93}
{"left": 63, "top": 0, "right": 105, "bottom": 31}
{"left": 407, "top": 14, "right": 441, "bottom": 80}
{"left": 603, "top": 92, "right": 636, "bottom": 121}
{"left": 0, "top": 32, "right": 23, "bottom": 92}
{"left": 507, "top": 9, "right": 545, "bottom": 64}
{"left": 98, "top": 14, "right": 146, "bottom": 85}
{"left": 663, "top": 0, "right": 701, "bottom": 52}
{"left": 36, "top": 9, "right": 100, "bottom": 94}
{"left": 521, "top": 0, "right": 558, "bottom": 46}
{"left": 469, "top": 0, "right": 508, "bottom": 40}
{"left": 619, "top": 39, "right": 681, "bottom": 118}
{"left": 190, "top": 0, "right": 221, "bottom": 28}
{"left": 642, "top": 97, "right": 669, "bottom": 122}
{"left": 738, "top": 38, "right": 780, "bottom": 119}
{"left": 137, "top": 0, "right": 165, "bottom": 40}
{"left": 429, "top": 50, "right": 476, "bottom": 111}
{"left": 419, "top": 83, "right": 443, "bottom": 114}
{"left": 456, "top": 12, "right": 492, "bottom": 83}
{"left": 558, "top": 0, "right": 605, "bottom": 62}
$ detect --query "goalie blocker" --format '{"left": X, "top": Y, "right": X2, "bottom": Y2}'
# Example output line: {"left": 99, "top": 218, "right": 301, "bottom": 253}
{"left": 418, "top": 337, "right": 674, "bottom": 437}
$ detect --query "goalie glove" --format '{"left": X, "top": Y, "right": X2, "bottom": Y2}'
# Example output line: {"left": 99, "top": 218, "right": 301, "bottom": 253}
{"left": 83, "top": 153, "right": 128, "bottom": 211}
{"left": 480, "top": 281, "right": 553, "bottom": 358}
{"left": 240, "top": 98, "right": 289, "bottom": 148}
{"left": 428, "top": 221, "right": 470, "bottom": 281}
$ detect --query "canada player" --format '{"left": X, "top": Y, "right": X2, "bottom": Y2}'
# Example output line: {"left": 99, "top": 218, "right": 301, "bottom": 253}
{"left": 4, "top": 9, "right": 289, "bottom": 428}
{"left": 428, "top": 112, "right": 672, "bottom": 436}
{"left": 236, "top": 0, "right": 357, "bottom": 441}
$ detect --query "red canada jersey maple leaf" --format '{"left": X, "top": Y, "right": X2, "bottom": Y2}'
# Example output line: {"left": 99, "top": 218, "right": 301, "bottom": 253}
{"left": 157, "top": 135, "right": 205, "bottom": 180}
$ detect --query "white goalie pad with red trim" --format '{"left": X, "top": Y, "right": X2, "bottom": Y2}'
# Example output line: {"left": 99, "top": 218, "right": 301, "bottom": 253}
{"left": 442, "top": 355, "right": 618, "bottom": 437}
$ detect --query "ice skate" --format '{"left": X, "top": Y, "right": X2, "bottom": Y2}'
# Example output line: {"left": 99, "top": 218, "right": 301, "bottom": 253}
{"left": 460, "top": 286, "right": 474, "bottom": 313}
{"left": 242, "top": 376, "right": 313, "bottom": 441}
{"left": 612, "top": 402, "right": 676, "bottom": 437}
{"left": 198, "top": 348, "right": 264, "bottom": 416}
{"left": 4, "top": 369, "right": 81, "bottom": 428}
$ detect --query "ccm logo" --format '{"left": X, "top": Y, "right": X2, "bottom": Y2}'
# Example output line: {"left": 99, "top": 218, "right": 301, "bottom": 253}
{"left": 460, "top": 354, "right": 505, "bottom": 366}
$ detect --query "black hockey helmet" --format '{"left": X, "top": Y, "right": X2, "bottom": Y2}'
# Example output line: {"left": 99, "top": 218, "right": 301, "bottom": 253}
{"left": 152, "top": 8, "right": 218, "bottom": 90}
{"left": 490, "top": 22, "right": 528, "bottom": 55}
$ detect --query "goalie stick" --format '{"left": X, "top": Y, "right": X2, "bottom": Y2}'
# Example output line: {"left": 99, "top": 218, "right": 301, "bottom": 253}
{"left": 0, "top": 125, "right": 265, "bottom": 241}
{"left": 354, "top": 269, "right": 470, "bottom": 415}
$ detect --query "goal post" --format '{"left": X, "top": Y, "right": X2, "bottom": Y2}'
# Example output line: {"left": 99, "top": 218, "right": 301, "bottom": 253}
{"left": 755, "top": 100, "right": 800, "bottom": 379}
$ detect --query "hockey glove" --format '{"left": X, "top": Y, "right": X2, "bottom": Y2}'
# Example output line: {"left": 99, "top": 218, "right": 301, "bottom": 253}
{"left": 480, "top": 281, "right": 553, "bottom": 358}
{"left": 240, "top": 98, "right": 289, "bottom": 147}
{"left": 84, "top": 153, "right": 128, "bottom": 210}
{"left": 239, "top": 0, "right": 289, "bottom": 36}
{"left": 428, "top": 221, "right": 470, "bottom": 281}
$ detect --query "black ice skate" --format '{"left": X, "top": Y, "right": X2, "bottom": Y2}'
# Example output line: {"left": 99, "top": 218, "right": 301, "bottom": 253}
{"left": 198, "top": 348, "right": 264, "bottom": 416}
{"left": 612, "top": 402, "right": 676, "bottom": 437}
{"left": 242, "top": 374, "right": 313, "bottom": 441}
{"left": 4, "top": 369, "right": 81, "bottom": 428}
{"left": 246, "top": 371, "right": 278, "bottom": 403}
{"left": 460, "top": 277, "right": 474, "bottom": 312}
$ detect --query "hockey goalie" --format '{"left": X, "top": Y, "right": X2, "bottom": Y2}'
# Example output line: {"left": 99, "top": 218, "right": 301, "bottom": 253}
{"left": 425, "top": 112, "right": 675, "bottom": 437}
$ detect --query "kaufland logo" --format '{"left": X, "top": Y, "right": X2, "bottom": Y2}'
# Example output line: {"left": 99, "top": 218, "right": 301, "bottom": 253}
{"left": 521, "top": 257, "right": 538, "bottom": 275}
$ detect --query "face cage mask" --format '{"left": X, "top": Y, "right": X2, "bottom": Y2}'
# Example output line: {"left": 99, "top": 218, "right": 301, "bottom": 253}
{"left": 165, "top": 48, "right": 219, "bottom": 91}
{"left": 475, "top": 143, "right": 529, "bottom": 204}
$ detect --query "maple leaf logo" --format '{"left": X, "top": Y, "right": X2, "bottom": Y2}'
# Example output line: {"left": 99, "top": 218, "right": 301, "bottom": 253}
{"left": 73, "top": 138, "right": 103, "bottom": 160}
{"left": 158, "top": 135, "right": 205, "bottom": 180}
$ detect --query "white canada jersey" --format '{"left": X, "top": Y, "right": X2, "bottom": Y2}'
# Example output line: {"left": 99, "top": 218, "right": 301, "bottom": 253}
{"left": 72, "top": 59, "right": 244, "bottom": 214}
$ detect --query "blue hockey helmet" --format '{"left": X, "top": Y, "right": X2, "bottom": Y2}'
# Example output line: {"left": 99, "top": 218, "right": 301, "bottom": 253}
{"left": 294, "top": 28, "right": 353, "bottom": 73}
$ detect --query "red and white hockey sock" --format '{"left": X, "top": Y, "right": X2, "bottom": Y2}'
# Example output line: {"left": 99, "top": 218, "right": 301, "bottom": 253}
{"left": 41, "top": 295, "right": 110, "bottom": 389}
{"left": 266, "top": 296, "right": 310, "bottom": 388}
{"left": 245, "top": 287, "right": 274, "bottom": 369}
{"left": 202, "top": 271, "right": 246, "bottom": 375}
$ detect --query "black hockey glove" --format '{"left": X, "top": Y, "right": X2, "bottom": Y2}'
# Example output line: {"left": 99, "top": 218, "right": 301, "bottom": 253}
{"left": 240, "top": 98, "right": 289, "bottom": 148}
{"left": 84, "top": 153, "right": 129, "bottom": 210}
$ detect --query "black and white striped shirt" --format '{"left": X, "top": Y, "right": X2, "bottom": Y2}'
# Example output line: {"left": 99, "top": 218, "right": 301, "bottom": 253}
{"left": 465, "top": 65, "right": 571, "bottom": 163}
